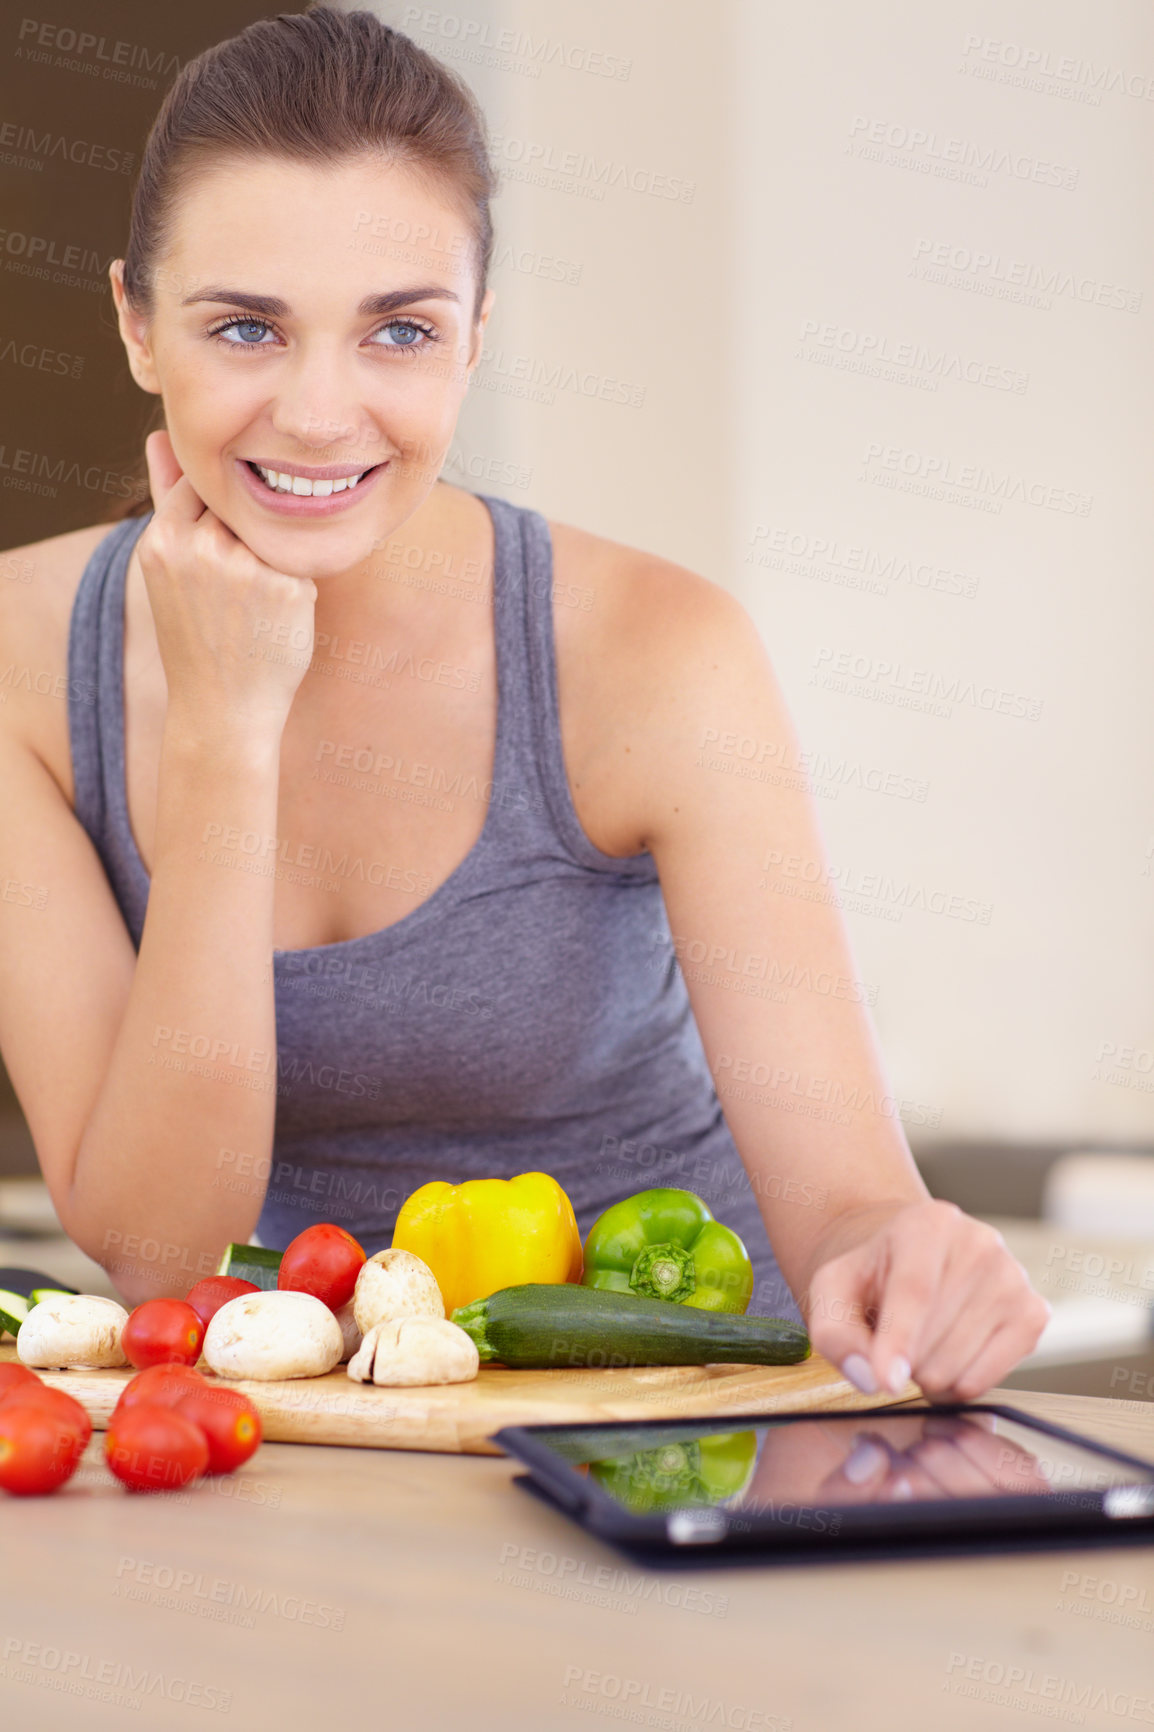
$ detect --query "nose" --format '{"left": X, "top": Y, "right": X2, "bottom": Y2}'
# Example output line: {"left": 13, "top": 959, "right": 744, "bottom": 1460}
{"left": 266, "top": 346, "right": 387, "bottom": 460}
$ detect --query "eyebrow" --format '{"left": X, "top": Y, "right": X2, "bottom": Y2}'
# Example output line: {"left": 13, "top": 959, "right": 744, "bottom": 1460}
{"left": 179, "top": 285, "right": 461, "bottom": 317}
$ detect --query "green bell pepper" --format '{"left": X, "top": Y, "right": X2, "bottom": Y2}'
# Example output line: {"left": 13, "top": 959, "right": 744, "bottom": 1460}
{"left": 581, "top": 1187, "right": 754, "bottom": 1314}
{"left": 589, "top": 1431, "right": 759, "bottom": 1514}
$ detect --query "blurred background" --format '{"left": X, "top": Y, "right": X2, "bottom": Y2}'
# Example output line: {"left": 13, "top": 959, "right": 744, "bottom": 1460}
{"left": 1, "top": 0, "right": 1151, "bottom": 1396}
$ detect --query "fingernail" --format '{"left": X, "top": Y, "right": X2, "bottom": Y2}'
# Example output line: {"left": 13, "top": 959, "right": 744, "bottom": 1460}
{"left": 842, "top": 1353, "right": 878, "bottom": 1394}
{"left": 886, "top": 1356, "right": 912, "bottom": 1394}
{"left": 843, "top": 1439, "right": 888, "bottom": 1484}
{"left": 891, "top": 1476, "right": 914, "bottom": 1501}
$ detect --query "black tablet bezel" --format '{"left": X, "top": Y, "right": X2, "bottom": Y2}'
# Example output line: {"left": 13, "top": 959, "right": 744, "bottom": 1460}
{"left": 493, "top": 1403, "right": 1154, "bottom": 1558}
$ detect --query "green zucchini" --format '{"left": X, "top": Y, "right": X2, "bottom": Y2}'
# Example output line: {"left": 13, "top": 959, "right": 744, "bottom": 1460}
{"left": 0, "top": 1289, "right": 30, "bottom": 1339}
{"left": 28, "top": 1288, "right": 72, "bottom": 1307}
{"left": 451, "top": 1283, "right": 810, "bottom": 1369}
{"left": 215, "top": 1243, "right": 283, "bottom": 1290}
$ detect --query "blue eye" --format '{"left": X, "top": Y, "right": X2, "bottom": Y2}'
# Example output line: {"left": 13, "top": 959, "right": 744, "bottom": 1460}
{"left": 369, "top": 319, "right": 437, "bottom": 352}
{"left": 212, "top": 317, "right": 274, "bottom": 346}
{"left": 206, "top": 314, "right": 438, "bottom": 356}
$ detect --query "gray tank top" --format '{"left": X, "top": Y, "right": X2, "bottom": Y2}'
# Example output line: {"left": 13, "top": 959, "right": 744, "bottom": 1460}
{"left": 67, "top": 495, "right": 796, "bottom": 1319}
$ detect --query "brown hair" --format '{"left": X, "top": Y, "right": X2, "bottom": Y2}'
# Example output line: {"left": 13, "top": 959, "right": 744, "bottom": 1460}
{"left": 109, "top": 4, "right": 496, "bottom": 519}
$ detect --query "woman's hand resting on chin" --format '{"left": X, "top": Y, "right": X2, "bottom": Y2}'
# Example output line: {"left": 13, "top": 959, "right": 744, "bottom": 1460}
{"left": 801, "top": 1198, "right": 1051, "bottom": 1401}
{"left": 138, "top": 429, "right": 318, "bottom": 745}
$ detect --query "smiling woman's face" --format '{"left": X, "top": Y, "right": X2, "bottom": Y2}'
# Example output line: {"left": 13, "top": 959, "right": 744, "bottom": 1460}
{"left": 112, "top": 153, "right": 493, "bottom": 581}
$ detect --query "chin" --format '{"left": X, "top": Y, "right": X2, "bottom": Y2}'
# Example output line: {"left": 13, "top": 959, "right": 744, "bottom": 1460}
{"left": 243, "top": 525, "right": 376, "bottom": 583}
{"left": 206, "top": 494, "right": 378, "bottom": 581}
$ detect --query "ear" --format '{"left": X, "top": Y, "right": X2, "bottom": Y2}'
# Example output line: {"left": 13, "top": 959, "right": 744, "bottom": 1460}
{"left": 109, "top": 259, "right": 162, "bottom": 395}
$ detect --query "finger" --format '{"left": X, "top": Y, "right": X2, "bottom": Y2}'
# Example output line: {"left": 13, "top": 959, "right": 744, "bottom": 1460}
{"left": 932, "top": 1427, "right": 1052, "bottom": 1495}
{"left": 142, "top": 430, "right": 179, "bottom": 509}
{"left": 875, "top": 1459, "right": 949, "bottom": 1502}
{"left": 984, "top": 1440, "right": 1052, "bottom": 1496}
{"left": 919, "top": 1416, "right": 1021, "bottom": 1486}
{"left": 863, "top": 1224, "right": 956, "bottom": 1395}
{"left": 902, "top": 1436, "right": 1000, "bottom": 1497}
{"left": 834, "top": 1449, "right": 937, "bottom": 1503}
{"left": 922, "top": 1416, "right": 1052, "bottom": 1493}
{"left": 913, "top": 1298, "right": 1005, "bottom": 1401}
{"left": 928, "top": 1306, "right": 1051, "bottom": 1406}
{"left": 901, "top": 1270, "right": 1004, "bottom": 1395}
{"left": 815, "top": 1431, "right": 893, "bottom": 1501}
{"left": 803, "top": 1245, "right": 889, "bottom": 1395}
{"left": 914, "top": 1281, "right": 1050, "bottom": 1401}
{"left": 906, "top": 1221, "right": 1028, "bottom": 1371}
{"left": 144, "top": 430, "right": 206, "bottom": 523}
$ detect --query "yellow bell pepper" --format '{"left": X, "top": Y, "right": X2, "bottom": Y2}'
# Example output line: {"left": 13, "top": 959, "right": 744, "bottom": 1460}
{"left": 391, "top": 1172, "right": 584, "bottom": 1315}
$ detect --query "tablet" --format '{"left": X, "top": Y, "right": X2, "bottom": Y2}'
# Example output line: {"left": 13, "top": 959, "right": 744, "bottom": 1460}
{"left": 494, "top": 1404, "right": 1154, "bottom": 1562}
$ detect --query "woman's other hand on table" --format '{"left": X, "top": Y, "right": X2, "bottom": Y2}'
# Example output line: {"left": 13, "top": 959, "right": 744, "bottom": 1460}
{"left": 802, "top": 1199, "right": 1051, "bottom": 1401}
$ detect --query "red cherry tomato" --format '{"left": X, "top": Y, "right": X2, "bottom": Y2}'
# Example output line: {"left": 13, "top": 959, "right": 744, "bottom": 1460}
{"left": 184, "top": 1276, "right": 260, "bottom": 1331}
{"left": 0, "top": 1363, "right": 42, "bottom": 1400}
{"left": 277, "top": 1223, "right": 366, "bottom": 1310}
{"left": 112, "top": 1363, "right": 206, "bottom": 1418}
{"left": 104, "top": 1403, "right": 209, "bottom": 1492}
{"left": 0, "top": 1383, "right": 92, "bottom": 1452}
{"left": 174, "top": 1386, "right": 262, "bottom": 1475}
{"left": 121, "top": 1299, "right": 205, "bottom": 1369}
{"left": 0, "top": 1402, "right": 84, "bottom": 1495}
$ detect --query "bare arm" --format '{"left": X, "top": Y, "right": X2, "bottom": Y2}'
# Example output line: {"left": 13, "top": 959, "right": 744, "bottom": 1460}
{"left": 620, "top": 559, "right": 1049, "bottom": 1399}
{"left": 70, "top": 722, "right": 285, "bottom": 1300}
{"left": 0, "top": 723, "right": 282, "bottom": 1302}
{"left": 0, "top": 435, "right": 317, "bottom": 1304}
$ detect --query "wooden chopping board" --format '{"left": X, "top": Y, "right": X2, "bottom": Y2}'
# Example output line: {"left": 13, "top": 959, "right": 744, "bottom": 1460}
{"left": 0, "top": 1342, "right": 915, "bottom": 1454}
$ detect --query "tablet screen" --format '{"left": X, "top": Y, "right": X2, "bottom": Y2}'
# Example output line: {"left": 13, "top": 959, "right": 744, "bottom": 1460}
{"left": 532, "top": 1410, "right": 1154, "bottom": 1517}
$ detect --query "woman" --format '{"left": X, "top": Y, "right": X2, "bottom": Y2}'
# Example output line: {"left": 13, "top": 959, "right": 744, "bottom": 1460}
{"left": 0, "top": 6, "right": 1047, "bottom": 1399}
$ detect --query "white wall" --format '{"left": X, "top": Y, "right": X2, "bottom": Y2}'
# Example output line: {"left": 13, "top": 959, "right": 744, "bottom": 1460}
{"left": 369, "top": 0, "right": 1154, "bottom": 1146}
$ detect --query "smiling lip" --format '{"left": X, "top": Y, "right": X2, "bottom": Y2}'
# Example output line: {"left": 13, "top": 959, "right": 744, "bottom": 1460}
{"left": 236, "top": 455, "right": 388, "bottom": 515}
{"left": 242, "top": 458, "right": 382, "bottom": 481}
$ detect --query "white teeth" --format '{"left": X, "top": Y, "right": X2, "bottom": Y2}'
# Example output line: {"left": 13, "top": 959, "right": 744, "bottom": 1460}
{"left": 252, "top": 463, "right": 368, "bottom": 497}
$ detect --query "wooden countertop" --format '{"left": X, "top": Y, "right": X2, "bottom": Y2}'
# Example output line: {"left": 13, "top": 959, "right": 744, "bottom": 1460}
{"left": 1, "top": 1387, "right": 1151, "bottom": 1730}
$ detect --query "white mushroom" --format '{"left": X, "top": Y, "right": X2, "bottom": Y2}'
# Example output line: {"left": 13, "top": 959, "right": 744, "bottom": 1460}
{"left": 202, "top": 1290, "right": 343, "bottom": 1381}
{"left": 17, "top": 1294, "right": 130, "bottom": 1369}
{"left": 347, "top": 1315, "right": 479, "bottom": 1386}
{"left": 334, "top": 1298, "right": 362, "bottom": 1363}
{"left": 352, "top": 1248, "right": 444, "bottom": 1336}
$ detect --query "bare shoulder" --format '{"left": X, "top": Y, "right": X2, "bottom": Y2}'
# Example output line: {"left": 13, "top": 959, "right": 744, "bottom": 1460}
{"left": 0, "top": 518, "right": 112, "bottom": 637}
{"left": 547, "top": 513, "right": 762, "bottom": 695}
{"left": 0, "top": 518, "right": 114, "bottom": 755}
{"left": 545, "top": 514, "right": 768, "bottom": 854}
